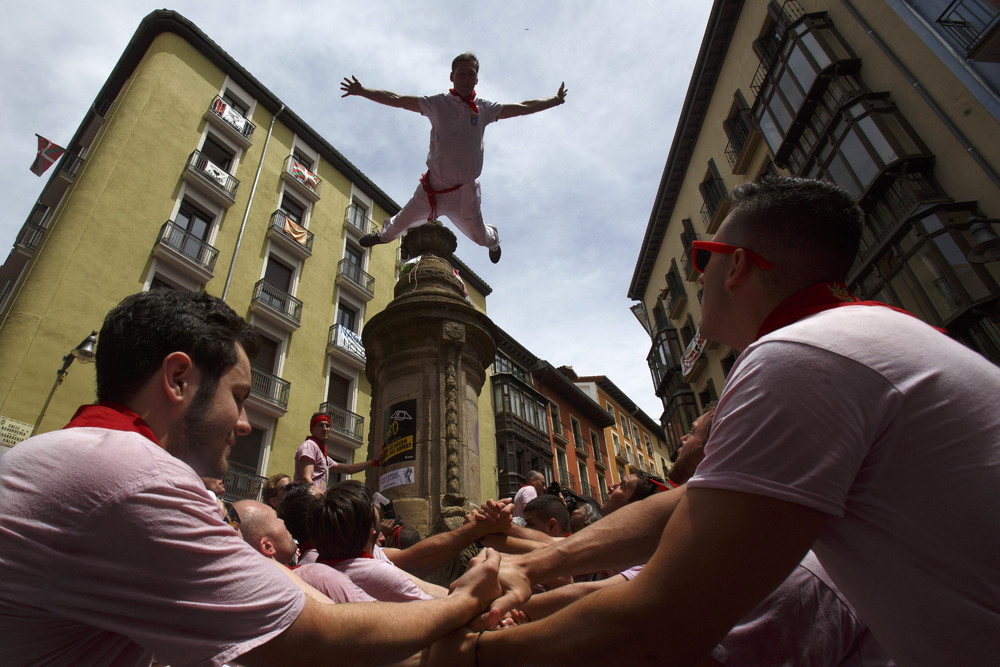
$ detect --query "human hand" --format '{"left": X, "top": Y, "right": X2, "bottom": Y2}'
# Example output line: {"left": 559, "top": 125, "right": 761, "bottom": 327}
{"left": 341, "top": 76, "right": 364, "bottom": 97}
{"left": 472, "top": 499, "right": 513, "bottom": 536}
{"left": 474, "top": 552, "right": 532, "bottom": 630}
{"left": 449, "top": 547, "right": 502, "bottom": 617}
{"left": 556, "top": 82, "right": 567, "bottom": 103}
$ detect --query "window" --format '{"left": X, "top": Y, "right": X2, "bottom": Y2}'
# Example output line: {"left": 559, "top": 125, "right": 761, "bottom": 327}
{"left": 590, "top": 431, "right": 601, "bottom": 459}
{"left": 612, "top": 432, "right": 621, "bottom": 456}
{"left": 293, "top": 150, "right": 314, "bottom": 171}
{"left": 222, "top": 90, "right": 249, "bottom": 117}
{"left": 253, "top": 334, "right": 280, "bottom": 374}
{"left": 229, "top": 426, "right": 265, "bottom": 472}
{"left": 176, "top": 200, "right": 213, "bottom": 241}
{"left": 605, "top": 401, "right": 614, "bottom": 416}
{"left": 577, "top": 461, "right": 588, "bottom": 494}
{"left": 264, "top": 255, "right": 294, "bottom": 296}
{"left": 349, "top": 198, "right": 370, "bottom": 229}
{"left": 644, "top": 433, "right": 653, "bottom": 457}
{"left": 337, "top": 302, "right": 358, "bottom": 333}
{"left": 201, "top": 135, "right": 235, "bottom": 172}
{"left": 699, "top": 379, "right": 718, "bottom": 410}
{"left": 570, "top": 416, "right": 583, "bottom": 449}
{"left": 280, "top": 194, "right": 306, "bottom": 224}
{"left": 326, "top": 372, "right": 351, "bottom": 409}
{"left": 550, "top": 403, "right": 563, "bottom": 437}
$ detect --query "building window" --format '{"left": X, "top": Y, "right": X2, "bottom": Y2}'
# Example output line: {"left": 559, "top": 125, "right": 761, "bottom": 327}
{"left": 570, "top": 416, "right": 584, "bottom": 449}
{"left": 201, "top": 135, "right": 235, "bottom": 172}
{"left": 644, "top": 433, "right": 653, "bottom": 457}
{"left": 280, "top": 193, "right": 306, "bottom": 225}
{"left": 337, "top": 302, "right": 358, "bottom": 333}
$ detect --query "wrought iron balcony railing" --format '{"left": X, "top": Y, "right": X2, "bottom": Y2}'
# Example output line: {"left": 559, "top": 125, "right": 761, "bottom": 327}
{"left": 209, "top": 96, "right": 255, "bottom": 140}
{"left": 283, "top": 155, "right": 321, "bottom": 199}
{"left": 937, "top": 0, "right": 1000, "bottom": 57}
{"left": 186, "top": 150, "right": 239, "bottom": 200}
{"left": 220, "top": 464, "right": 267, "bottom": 503}
{"left": 250, "top": 366, "right": 290, "bottom": 410}
{"left": 318, "top": 402, "right": 365, "bottom": 442}
{"left": 269, "top": 210, "right": 314, "bottom": 254}
{"left": 157, "top": 220, "right": 220, "bottom": 271}
{"left": 337, "top": 259, "right": 375, "bottom": 298}
{"left": 15, "top": 223, "right": 47, "bottom": 252}
{"left": 345, "top": 203, "right": 375, "bottom": 235}
{"left": 328, "top": 323, "right": 366, "bottom": 361}
{"left": 252, "top": 279, "right": 302, "bottom": 324}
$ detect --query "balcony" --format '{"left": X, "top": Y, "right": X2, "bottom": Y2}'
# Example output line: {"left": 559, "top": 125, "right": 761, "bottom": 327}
{"left": 318, "top": 402, "right": 365, "bottom": 448}
{"left": 152, "top": 220, "right": 219, "bottom": 284}
{"left": 557, "top": 466, "right": 571, "bottom": 487}
{"left": 204, "top": 96, "right": 255, "bottom": 149}
{"left": 248, "top": 366, "right": 290, "bottom": 418}
{"left": 614, "top": 443, "right": 628, "bottom": 465}
{"left": 249, "top": 280, "right": 302, "bottom": 332}
{"left": 58, "top": 154, "right": 85, "bottom": 181}
{"left": 345, "top": 203, "right": 375, "bottom": 237}
{"left": 267, "top": 211, "right": 313, "bottom": 260}
{"left": 182, "top": 150, "right": 239, "bottom": 208}
{"left": 14, "top": 222, "right": 47, "bottom": 254}
{"left": 220, "top": 464, "right": 267, "bottom": 503}
{"left": 282, "top": 156, "right": 321, "bottom": 202}
{"left": 574, "top": 435, "right": 589, "bottom": 458}
{"left": 699, "top": 177, "right": 731, "bottom": 234}
{"left": 937, "top": 0, "right": 1000, "bottom": 61}
{"left": 336, "top": 259, "right": 376, "bottom": 302}
{"left": 593, "top": 449, "right": 608, "bottom": 470}
{"left": 724, "top": 107, "right": 760, "bottom": 174}
{"left": 667, "top": 273, "right": 688, "bottom": 320}
{"left": 328, "top": 323, "right": 366, "bottom": 370}
{"left": 551, "top": 418, "right": 569, "bottom": 446}
{"left": 580, "top": 479, "right": 593, "bottom": 498}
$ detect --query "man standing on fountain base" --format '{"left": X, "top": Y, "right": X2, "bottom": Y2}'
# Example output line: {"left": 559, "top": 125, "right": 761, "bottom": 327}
{"left": 341, "top": 52, "right": 567, "bottom": 264}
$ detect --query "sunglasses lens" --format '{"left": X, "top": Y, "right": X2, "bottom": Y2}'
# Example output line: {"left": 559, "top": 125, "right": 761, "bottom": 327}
{"left": 694, "top": 248, "right": 711, "bottom": 273}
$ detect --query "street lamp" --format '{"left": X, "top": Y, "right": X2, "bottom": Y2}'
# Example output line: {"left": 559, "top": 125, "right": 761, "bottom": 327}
{"left": 34, "top": 331, "right": 98, "bottom": 431}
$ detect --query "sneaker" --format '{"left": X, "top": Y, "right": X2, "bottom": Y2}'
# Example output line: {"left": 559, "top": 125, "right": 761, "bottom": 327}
{"left": 489, "top": 245, "right": 501, "bottom": 264}
{"left": 359, "top": 233, "right": 385, "bottom": 248}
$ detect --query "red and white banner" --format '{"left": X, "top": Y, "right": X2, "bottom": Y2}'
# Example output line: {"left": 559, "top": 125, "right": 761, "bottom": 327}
{"left": 30, "top": 135, "right": 65, "bottom": 176}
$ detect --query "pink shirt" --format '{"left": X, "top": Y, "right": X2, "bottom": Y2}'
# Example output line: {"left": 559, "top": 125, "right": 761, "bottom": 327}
{"left": 294, "top": 437, "right": 332, "bottom": 489}
{"left": 295, "top": 564, "right": 377, "bottom": 603}
{"left": 0, "top": 423, "right": 305, "bottom": 666}
{"left": 333, "top": 557, "right": 433, "bottom": 602}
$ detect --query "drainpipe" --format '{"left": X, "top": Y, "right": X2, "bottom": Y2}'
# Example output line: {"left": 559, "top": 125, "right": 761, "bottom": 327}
{"left": 222, "top": 103, "right": 285, "bottom": 301}
{"left": 840, "top": 0, "right": 1000, "bottom": 190}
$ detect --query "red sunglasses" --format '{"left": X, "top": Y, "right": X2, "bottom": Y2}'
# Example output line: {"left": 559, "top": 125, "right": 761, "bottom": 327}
{"left": 691, "top": 241, "right": 773, "bottom": 273}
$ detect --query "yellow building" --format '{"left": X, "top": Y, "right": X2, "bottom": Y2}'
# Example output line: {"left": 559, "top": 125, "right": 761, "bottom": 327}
{"left": 0, "top": 9, "right": 498, "bottom": 502}
{"left": 629, "top": 0, "right": 1000, "bottom": 451}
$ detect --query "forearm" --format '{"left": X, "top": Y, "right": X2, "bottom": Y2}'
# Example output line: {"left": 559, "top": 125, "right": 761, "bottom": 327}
{"left": 244, "top": 593, "right": 480, "bottom": 666}
{"left": 388, "top": 521, "right": 480, "bottom": 576}
{"left": 522, "top": 486, "right": 684, "bottom": 584}
{"left": 521, "top": 579, "right": 619, "bottom": 620}
{"left": 355, "top": 87, "right": 419, "bottom": 111}
{"left": 499, "top": 96, "right": 563, "bottom": 119}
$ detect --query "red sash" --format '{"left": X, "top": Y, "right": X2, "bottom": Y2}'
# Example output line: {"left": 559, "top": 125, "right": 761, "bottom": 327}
{"left": 64, "top": 402, "right": 158, "bottom": 444}
{"left": 755, "top": 282, "right": 945, "bottom": 341}
{"left": 419, "top": 171, "right": 463, "bottom": 222}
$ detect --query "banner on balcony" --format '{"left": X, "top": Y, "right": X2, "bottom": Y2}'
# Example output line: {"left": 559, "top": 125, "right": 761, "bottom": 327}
{"left": 291, "top": 160, "right": 319, "bottom": 189}
{"left": 30, "top": 134, "right": 65, "bottom": 176}
{"left": 202, "top": 161, "right": 230, "bottom": 187}
{"left": 681, "top": 328, "right": 706, "bottom": 377}
{"left": 213, "top": 98, "right": 246, "bottom": 133}
{"left": 382, "top": 399, "right": 417, "bottom": 466}
{"left": 283, "top": 216, "right": 309, "bottom": 245}
{"left": 379, "top": 466, "right": 415, "bottom": 492}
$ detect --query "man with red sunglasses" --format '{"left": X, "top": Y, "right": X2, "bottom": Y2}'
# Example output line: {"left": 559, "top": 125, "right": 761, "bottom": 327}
{"left": 436, "top": 176, "right": 1000, "bottom": 666}
{"left": 341, "top": 53, "right": 566, "bottom": 264}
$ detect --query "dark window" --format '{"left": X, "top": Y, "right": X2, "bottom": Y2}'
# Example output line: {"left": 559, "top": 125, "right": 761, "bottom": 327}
{"left": 176, "top": 200, "right": 213, "bottom": 241}
{"left": 222, "top": 91, "right": 249, "bottom": 117}
{"left": 264, "top": 256, "right": 294, "bottom": 292}
{"left": 254, "top": 335, "right": 280, "bottom": 374}
{"left": 326, "top": 372, "right": 351, "bottom": 409}
{"left": 201, "top": 136, "right": 234, "bottom": 172}
{"left": 229, "top": 427, "right": 264, "bottom": 471}
{"left": 337, "top": 302, "right": 358, "bottom": 332}
{"left": 280, "top": 194, "right": 305, "bottom": 224}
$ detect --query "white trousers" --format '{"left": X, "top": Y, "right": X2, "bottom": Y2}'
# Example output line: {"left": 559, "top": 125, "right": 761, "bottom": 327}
{"left": 380, "top": 179, "right": 500, "bottom": 250}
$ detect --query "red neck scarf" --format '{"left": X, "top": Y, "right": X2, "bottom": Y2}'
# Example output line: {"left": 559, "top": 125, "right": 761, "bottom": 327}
{"left": 449, "top": 88, "right": 478, "bottom": 114}
{"left": 318, "top": 552, "right": 374, "bottom": 568}
{"left": 755, "top": 282, "right": 944, "bottom": 341}
{"left": 64, "top": 402, "right": 159, "bottom": 445}
{"left": 307, "top": 435, "right": 327, "bottom": 458}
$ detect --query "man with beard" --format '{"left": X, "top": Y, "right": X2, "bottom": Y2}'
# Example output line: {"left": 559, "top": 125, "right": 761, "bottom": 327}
{"left": 0, "top": 289, "right": 501, "bottom": 666}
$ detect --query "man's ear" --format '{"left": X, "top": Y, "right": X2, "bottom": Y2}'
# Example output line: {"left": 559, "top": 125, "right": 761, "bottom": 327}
{"left": 161, "top": 351, "right": 196, "bottom": 405}
{"left": 260, "top": 537, "right": 276, "bottom": 558}
{"left": 548, "top": 517, "right": 559, "bottom": 535}
{"left": 725, "top": 248, "right": 755, "bottom": 290}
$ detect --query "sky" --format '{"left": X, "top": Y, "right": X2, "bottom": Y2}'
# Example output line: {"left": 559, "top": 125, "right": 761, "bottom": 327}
{"left": 0, "top": 1, "right": 714, "bottom": 422}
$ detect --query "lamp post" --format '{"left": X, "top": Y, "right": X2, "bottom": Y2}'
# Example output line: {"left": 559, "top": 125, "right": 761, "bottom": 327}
{"left": 34, "top": 331, "right": 98, "bottom": 433}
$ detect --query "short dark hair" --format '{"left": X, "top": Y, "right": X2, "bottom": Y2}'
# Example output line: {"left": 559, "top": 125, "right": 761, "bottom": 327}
{"left": 726, "top": 176, "right": 863, "bottom": 288}
{"left": 309, "top": 481, "right": 377, "bottom": 560}
{"left": 96, "top": 289, "right": 259, "bottom": 404}
{"left": 524, "top": 494, "right": 571, "bottom": 534}
{"left": 630, "top": 470, "right": 666, "bottom": 504}
{"left": 398, "top": 525, "right": 421, "bottom": 549}
{"left": 262, "top": 473, "right": 291, "bottom": 506}
{"left": 452, "top": 52, "right": 479, "bottom": 73}
{"left": 277, "top": 483, "right": 317, "bottom": 544}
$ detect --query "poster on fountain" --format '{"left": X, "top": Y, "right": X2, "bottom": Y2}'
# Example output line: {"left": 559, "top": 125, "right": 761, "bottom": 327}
{"left": 382, "top": 399, "right": 417, "bottom": 466}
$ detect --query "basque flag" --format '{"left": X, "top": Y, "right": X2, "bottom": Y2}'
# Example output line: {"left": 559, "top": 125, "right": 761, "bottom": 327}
{"left": 30, "top": 134, "right": 65, "bottom": 176}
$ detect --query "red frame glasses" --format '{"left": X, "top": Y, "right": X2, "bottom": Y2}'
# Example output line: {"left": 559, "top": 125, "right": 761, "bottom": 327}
{"left": 691, "top": 241, "right": 773, "bottom": 273}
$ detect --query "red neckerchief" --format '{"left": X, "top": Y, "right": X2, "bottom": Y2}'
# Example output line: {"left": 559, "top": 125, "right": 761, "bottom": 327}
{"left": 318, "top": 553, "right": 374, "bottom": 568}
{"left": 307, "top": 435, "right": 327, "bottom": 459}
{"left": 663, "top": 479, "right": 682, "bottom": 490}
{"left": 755, "top": 282, "right": 945, "bottom": 341}
{"left": 391, "top": 524, "right": 403, "bottom": 548}
{"left": 449, "top": 88, "right": 478, "bottom": 114}
{"left": 64, "top": 402, "right": 158, "bottom": 444}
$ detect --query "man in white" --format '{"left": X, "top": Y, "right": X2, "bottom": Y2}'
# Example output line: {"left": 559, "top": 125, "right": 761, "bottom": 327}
{"left": 432, "top": 176, "right": 1000, "bottom": 666}
{"left": 341, "top": 52, "right": 567, "bottom": 264}
{"left": 0, "top": 289, "right": 501, "bottom": 666}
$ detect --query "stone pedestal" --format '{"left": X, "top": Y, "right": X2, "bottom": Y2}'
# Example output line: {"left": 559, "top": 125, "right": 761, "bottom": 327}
{"left": 362, "top": 222, "right": 497, "bottom": 539}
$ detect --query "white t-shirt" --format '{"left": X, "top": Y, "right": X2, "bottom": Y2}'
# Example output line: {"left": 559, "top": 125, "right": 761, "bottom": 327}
{"left": 0, "top": 425, "right": 305, "bottom": 666}
{"left": 512, "top": 484, "right": 539, "bottom": 519}
{"left": 418, "top": 92, "right": 503, "bottom": 188}
{"left": 689, "top": 305, "right": 1000, "bottom": 665}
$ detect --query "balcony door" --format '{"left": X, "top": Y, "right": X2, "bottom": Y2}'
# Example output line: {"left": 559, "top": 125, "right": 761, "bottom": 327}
{"left": 175, "top": 200, "right": 213, "bottom": 260}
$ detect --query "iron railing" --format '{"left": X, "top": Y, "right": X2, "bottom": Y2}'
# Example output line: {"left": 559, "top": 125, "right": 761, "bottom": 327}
{"left": 221, "top": 464, "right": 267, "bottom": 503}
{"left": 157, "top": 220, "right": 220, "bottom": 271}
{"left": 252, "top": 279, "right": 302, "bottom": 324}
{"left": 937, "top": 0, "right": 1000, "bottom": 55}
{"left": 250, "top": 366, "right": 290, "bottom": 410}
{"left": 15, "top": 223, "right": 47, "bottom": 252}
{"left": 283, "top": 155, "right": 321, "bottom": 196}
{"left": 209, "top": 95, "right": 255, "bottom": 140}
{"left": 318, "top": 402, "right": 365, "bottom": 442}
{"left": 328, "top": 323, "right": 366, "bottom": 361}
{"left": 269, "top": 210, "right": 314, "bottom": 253}
{"left": 724, "top": 107, "right": 755, "bottom": 169}
{"left": 699, "top": 177, "right": 729, "bottom": 227}
{"left": 337, "top": 259, "right": 375, "bottom": 298}
{"left": 187, "top": 150, "right": 239, "bottom": 199}
{"left": 345, "top": 203, "right": 375, "bottom": 235}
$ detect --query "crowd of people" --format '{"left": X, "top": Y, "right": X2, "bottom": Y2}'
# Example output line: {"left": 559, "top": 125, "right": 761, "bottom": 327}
{"left": 0, "top": 176, "right": 997, "bottom": 665}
